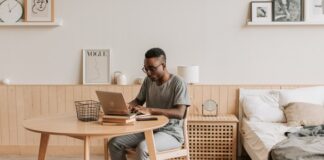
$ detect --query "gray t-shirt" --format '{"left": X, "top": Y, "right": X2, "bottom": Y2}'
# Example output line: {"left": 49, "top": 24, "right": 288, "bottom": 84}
{"left": 136, "top": 74, "right": 190, "bottom": 143}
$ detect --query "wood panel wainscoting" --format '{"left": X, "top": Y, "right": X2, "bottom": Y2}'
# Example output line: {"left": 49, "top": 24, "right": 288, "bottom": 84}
{"left": 0, "top": 84, "right": 314, "bottom": 156}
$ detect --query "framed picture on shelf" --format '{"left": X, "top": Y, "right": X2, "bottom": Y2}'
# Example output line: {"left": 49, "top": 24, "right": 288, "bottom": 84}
{"left": 24, "top": 0, "right": 54, "bottom": 22}
{"left": 251, "top": 1, "right": 273, "bottom": 22}
{"left": 273, "top": 0, "right": 302, "bottom": 21}
{"left": 83, "top": 49, "right": 111, "bottom": 85}
{"left": 305, "top": 0, "right": 324, "bottom": 22}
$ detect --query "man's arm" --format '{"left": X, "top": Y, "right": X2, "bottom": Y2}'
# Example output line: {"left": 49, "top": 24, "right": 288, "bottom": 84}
{"left": 129, "top": 78, "right": 147, "bottom": 108}
{"left": 133, "top": 105, "right": 187, "bottom": 119}
{"left": 150, "top": 105, "right": 187, "bottom": 119}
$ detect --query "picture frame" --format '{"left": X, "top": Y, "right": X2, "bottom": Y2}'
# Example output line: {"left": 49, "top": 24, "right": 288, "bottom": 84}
{"left": 83, "top": 49, "right": 111, "bottom": 85}
{"left": 251, "top": 1, "right": 273, "bottom": 22}
{"left": 24, "top": 0, "right": 54, "bottom": 22}
{"left": 273, "top": 0, "right": 302, "bottom": 22}
{"left": 304, "top": 0, "right": 324, "bottom": 22}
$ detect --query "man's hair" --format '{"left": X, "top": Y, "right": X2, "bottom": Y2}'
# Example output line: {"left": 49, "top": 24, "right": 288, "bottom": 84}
{"left": 145, "top": 48, "right": 166, "bottom": 63}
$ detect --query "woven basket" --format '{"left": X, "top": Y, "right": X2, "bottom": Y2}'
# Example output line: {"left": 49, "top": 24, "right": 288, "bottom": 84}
{"left": 75, "top": 100, "right": 100, "bottom": 122}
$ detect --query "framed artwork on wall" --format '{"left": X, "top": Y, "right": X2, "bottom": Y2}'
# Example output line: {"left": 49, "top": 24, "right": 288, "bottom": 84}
{"left": 305, "top": 0, "right": 324, "bottom": 21}
{"left": 83, "top": 49, "right": 111, "bottom": 85}
{"left": 24, "top": 0, "right": 54, "bottom": 22}
{"left": 0, "top": 0, "right": 24, "bottom": 23}
{"left": 251, "top": 1, "right": 273, "bottom": 22}
{"left": 273, "top": 0, "right": 302, "bottom": 21}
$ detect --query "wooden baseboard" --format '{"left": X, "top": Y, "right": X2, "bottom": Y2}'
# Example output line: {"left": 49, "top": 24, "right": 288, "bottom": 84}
{"left": 0, "top": 145, "right": 105, "bottom": 155}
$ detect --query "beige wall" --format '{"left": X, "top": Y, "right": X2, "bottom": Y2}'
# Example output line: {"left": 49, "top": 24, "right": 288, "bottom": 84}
{"left": 1, "top": 0, "right": 324, "bottom": 84}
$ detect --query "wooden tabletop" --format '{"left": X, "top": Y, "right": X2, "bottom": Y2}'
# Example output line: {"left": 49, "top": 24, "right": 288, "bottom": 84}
{"left": 23, "top": 114, "right": 168, "bottom": 136}
{"left": 188, "top": 114, "right": 238, "bottom": 122}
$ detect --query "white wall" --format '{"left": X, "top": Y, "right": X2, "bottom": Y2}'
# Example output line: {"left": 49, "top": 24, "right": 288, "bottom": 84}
{"left": 1, "top": 0, "right": 324, "bottom": 84}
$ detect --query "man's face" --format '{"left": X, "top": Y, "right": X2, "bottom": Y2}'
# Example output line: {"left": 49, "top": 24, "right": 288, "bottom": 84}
{"left": 143, "top": 57, "right": 165, "bottom": 81}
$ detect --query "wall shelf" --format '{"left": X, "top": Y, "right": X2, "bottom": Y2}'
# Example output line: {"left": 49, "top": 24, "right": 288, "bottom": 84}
{"left": 247, "top": 20, "right": 324, "bottom": 26}
{"left": 0, "top": 18, "right": 63, "bottom": 27}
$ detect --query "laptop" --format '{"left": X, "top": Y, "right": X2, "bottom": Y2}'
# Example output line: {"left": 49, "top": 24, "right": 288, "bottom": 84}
{"left": 96, "top": 91, "right": 134, "bottom": 116}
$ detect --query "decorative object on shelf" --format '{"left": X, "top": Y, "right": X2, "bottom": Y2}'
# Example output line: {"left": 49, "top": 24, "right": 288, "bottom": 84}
{"left": 113, "top": 71, "right": 127, "bottom": 85}
{"left": 177, "top": 65, "right": 199, "bottom": 84}
{"left": 304, "top": 0, "right": 324, "bottom": 22}
{"left": 83, "top": 49, "right": 110, "bottom": 84}
{"left": 273, "top": 0, "right": 302, "bottom": 22}
{"left": 247, "top": 0, "right": 324, "bottom": 25}
{"left": 24, "top": 0, "right": 54, "bottom": 22}
{"left": 113, "top": 71, "right": 121, "bottom": 84}
{"left": 251, "top": 1, "right": 272, "bottom": 22}
{"left": 116, "top": 72, "right": 127, "bottom": 85}
{"left": 135, "top": 77, "right": 145, "bottom": 85}
{"left": 1, "top": 78, "right": 11, "bottom": 85}
{"left": 202, "top": 99, "right": 218, "bottom": 117}
{"left": 0, "top": 0, "right": 23, "bottom": 23}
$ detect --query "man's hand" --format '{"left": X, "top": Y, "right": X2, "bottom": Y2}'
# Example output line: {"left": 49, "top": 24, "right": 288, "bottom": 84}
{"left": 128, "top": 103, "right": 137, "bottom": 110}
{"left": 132, "top": 105, "right": 151, "bottom": 115}
{"left": 128, "top": 102, "right": 139, "bottom": 113}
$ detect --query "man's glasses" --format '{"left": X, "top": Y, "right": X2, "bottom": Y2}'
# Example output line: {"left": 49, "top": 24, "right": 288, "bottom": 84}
{"left": 142, "top": 63, "right": 163, "bottom": 74}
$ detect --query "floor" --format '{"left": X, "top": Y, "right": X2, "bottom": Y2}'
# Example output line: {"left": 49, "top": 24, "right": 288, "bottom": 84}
{"left": 0, "top": 155, "right": 251, "bottom": 160}
{"left": 0, "top": 155, "right": 104, "bottom": 160}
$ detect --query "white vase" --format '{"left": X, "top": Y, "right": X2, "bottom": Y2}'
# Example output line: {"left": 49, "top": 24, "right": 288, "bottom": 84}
{"left": 117, "top": 74, "right": 127, "bottom": 85}
{"left": 2, "top": 78, "right": 11, "bottom": 85}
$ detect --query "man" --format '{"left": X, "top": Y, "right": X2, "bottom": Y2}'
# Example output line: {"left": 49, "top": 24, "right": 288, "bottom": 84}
{"left": 108, "top": 48, "right": 190, "bottom": 160}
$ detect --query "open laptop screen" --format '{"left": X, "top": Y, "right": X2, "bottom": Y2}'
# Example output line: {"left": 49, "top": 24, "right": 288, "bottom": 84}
{"left": 96, "top": 91, "right": 131, "bottom": 115}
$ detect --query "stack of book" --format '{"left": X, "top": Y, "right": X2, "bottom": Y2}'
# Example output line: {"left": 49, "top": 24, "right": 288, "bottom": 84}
{"left": 101, "top": 114, "right": 136, "bottom": 125}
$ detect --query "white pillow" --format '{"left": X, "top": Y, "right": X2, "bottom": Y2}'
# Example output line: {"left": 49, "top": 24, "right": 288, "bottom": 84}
{"left": 279, "top": 86, "right": 324, "bottom": 107}
{"left": 243, "top": 95, "right": 286, "bottom": 123}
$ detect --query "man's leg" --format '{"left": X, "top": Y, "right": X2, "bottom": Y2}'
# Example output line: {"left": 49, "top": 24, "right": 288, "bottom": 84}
{"left": 108, "top": 132, "right": 145, "bottom": 160}
{"left": 135, "top": 132, "right": 182, "bottom": 160}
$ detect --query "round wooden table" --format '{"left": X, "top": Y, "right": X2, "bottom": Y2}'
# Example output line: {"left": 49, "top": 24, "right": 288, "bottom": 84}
{"left": 23, "top": 114, "right": 168, "bottom": 160}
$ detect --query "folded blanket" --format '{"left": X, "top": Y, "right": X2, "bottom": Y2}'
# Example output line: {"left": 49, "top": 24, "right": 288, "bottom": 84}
{"left": 270, "top": 125, "right": 324, "bottom": 160}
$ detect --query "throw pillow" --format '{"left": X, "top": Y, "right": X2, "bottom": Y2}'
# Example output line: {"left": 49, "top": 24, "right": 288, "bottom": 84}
{"left": 284, "top": 102, "right": 324, "bottom": 127}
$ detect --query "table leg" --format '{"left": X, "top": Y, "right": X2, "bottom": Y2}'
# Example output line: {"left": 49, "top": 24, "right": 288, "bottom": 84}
{"left": 104, "top": 138, "right": 109, "bottom": 160}
{"left": 144, "top": 130, "right": 157, "bottom": 160}
{"left": 38, "top": 133, "right": 50, "bottom": 160}
{"left": 84, "top": 136, "right": 90, "bottom": 160}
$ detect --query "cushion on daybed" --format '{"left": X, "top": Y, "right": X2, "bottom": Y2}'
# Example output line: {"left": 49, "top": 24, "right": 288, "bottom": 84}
{"left": 242, "top": 93, "right": 286, "bottom": 123}
{"left": 284, "top": 102, "right": 324, "bottom": 127}
{"left": 279, "top": 86, "right": 324, "bottom": 108}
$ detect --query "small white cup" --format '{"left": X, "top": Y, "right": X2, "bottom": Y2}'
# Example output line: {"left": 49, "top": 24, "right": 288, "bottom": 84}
{"left": 2, "top": 78, "right": 11, "bottom": 85}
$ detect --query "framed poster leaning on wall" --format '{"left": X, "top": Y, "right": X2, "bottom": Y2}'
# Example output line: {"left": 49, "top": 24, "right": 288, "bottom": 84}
{"left": 304, "top": 0, "right": 324, "bottom": 22}
{"left": 273, "top": 0, "right": 302, "bottom": 21}
{"left": 83, "top": 49, "right": 111, "bottom": 84}
{"left": 251, "top": 1, "right": 273, "bottom": 22}
{"left": 24, "top": 0, "right": 54, "bottom": 22}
